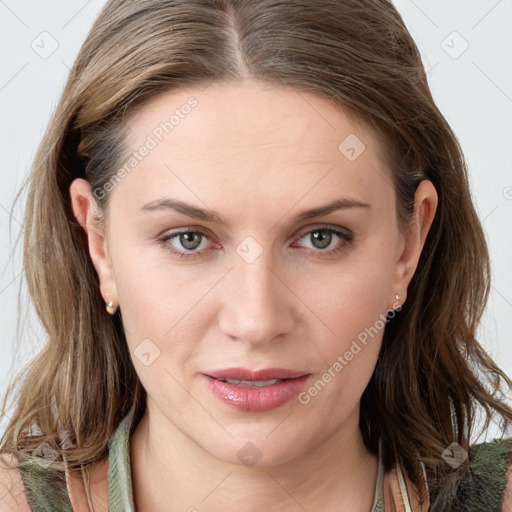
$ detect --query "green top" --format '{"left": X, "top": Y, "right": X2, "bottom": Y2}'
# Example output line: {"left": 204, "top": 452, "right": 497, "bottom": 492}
{"left": 17, "top": 406, "right": 512, "bottom": 511}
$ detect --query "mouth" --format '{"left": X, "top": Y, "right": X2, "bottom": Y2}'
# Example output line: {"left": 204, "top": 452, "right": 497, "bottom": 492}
{"left": 203, "top": 367, "right": 309, "bottom": 381}
{"left": 201, "top": 367, "right": 311, "bottom": 412}
{"left": 212, "top": 377, "right": 288, "bottom": 388}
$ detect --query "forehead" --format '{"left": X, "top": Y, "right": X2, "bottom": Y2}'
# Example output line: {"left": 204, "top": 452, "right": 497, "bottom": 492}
{"left": 113, "top": 80, "right": 393, "bottom": 216}
{"left": 127, "top": 79, "right": 377, "bottom": 159}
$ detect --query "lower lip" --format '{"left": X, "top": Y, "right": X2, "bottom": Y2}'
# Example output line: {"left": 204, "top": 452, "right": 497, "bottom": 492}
{"left": 202, "top": 374, "right": 311, "bottom": 412}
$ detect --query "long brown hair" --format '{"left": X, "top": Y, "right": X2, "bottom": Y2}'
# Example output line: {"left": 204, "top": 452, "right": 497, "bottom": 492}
{"left": 2, "top": 0, "right": 511, "bottom": 509}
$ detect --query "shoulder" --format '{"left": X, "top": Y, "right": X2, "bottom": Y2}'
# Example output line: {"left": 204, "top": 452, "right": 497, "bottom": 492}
{"left": 451, "top": 438, "right": 512, "bottom": 512}
{"left": 0, "top": 454, "right": 31, "bottom": 512}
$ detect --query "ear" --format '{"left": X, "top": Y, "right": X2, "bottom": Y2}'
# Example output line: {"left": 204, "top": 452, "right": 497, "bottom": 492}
{"left": 69, "top": 178, "right": 118, "bottom": 307}
{"left": 390, "top": 179, "right": 438, "bottom": 308}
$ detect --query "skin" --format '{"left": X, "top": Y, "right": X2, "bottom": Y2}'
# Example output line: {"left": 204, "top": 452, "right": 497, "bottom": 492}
{"left": 69, "top": 79, "right": 437, "bottom": 511}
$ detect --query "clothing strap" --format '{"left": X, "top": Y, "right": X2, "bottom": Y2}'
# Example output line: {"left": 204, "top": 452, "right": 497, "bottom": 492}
{"left": 18, "top": 455, "right": 73, "bottom": 512}
{"left": 370, "top": 438, "right": 386, "bottom": 511}
{"left": 396, "top": 463, "right": 413, "bottom": 512}
{"left": 106, "top": 404, "right": 136, "bottom": 511}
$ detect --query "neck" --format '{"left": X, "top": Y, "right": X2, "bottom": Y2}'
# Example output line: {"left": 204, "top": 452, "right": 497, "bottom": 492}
{"left": 130, "top": 401, "right": 379, "bottom": 511}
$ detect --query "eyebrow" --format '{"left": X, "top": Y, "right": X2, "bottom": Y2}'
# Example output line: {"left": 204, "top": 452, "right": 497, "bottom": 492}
{"left": 140, "top": 196, "right": 371, "bottom": 226}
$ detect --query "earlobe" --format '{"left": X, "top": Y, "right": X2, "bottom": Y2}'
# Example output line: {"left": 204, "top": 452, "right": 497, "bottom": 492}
{"left": 69, "top": 178, "right": 118, "bottom": 307}
{"left": 390, "top": 180, "right": 438, "bottom": 306}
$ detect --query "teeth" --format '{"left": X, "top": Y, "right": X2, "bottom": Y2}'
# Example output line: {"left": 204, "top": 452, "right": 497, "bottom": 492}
{"left": 219, "top": 378, "right": 283, "bottom": 387}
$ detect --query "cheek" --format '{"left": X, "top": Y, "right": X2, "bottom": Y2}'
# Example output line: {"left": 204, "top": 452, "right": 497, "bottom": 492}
{"left": 310, "top": 281, "right": 386, "bottom": 379}
{"left": 307, "top": 252, "right": 394, "bottom": 345}
{"left": 113, "top": 255, "right": 214, "bottom": 413}
{"left": 295, "top": 249, "right": 394, "bottom": 408}
{"left": 110, "top": 235, "right": 206, "bottom": 334}
{"left": 298, "top": 289, "right": 385, "bottom": 430}
{"left": 111, "top": 243, "right": 222, "bottom": 373}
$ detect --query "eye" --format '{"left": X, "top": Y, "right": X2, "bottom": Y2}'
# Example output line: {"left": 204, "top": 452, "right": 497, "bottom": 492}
{"left": 293, "top": 225, "right": 353, "bottom": 255}
{"left": 157, "top": 229, "right": 212, "bottom": 259}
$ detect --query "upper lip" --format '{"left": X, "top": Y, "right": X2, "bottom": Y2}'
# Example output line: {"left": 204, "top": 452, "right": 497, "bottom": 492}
{"left": 204, "top": 367, "right": 310, "bottom": 380}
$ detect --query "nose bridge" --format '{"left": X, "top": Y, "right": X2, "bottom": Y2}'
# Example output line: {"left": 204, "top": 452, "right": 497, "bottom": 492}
{"left": 219, "top": 239, "right": 294, "bottom": 345}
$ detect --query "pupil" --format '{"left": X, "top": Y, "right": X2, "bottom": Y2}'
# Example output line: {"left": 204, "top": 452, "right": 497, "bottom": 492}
{"left": 312, "top": 230, "right": 331, "bottom": 249}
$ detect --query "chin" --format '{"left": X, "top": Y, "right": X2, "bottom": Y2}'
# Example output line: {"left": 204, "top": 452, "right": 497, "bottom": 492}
{"left": 201, "top": 432, "right": 310, "bottom": 469}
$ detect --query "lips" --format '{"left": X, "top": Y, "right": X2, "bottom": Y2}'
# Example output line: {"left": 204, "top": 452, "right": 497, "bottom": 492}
{"left": 201, "top": 367, "right": 311, "bottom": 412}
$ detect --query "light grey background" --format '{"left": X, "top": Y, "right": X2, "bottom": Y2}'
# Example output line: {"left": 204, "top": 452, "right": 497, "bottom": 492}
{"left": 1, "top": 0, "right": 511, "bottom": 440}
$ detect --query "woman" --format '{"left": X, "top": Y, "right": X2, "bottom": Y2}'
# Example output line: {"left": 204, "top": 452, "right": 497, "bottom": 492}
{"left": 1, "top": 0, "right": 511, "bottom": 510}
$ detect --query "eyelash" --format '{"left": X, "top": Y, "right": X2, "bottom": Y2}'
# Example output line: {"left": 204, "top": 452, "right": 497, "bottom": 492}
{"left": 156, "top": 224, "right": 353, "bottom": 261}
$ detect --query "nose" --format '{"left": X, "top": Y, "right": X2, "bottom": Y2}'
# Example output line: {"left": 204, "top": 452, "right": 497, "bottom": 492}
{"left": 217, "top": 251, "right": 296, "bottom": 347}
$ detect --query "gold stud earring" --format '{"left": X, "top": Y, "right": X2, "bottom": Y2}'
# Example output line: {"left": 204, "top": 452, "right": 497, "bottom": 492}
{"left": 393, "top": 293, "right": 404, "bottom": 312}
{"left": 105, "top": 298, "right": 118, "bottom": 315}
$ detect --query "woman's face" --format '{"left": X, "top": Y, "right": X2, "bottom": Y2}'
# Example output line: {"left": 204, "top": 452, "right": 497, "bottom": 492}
{"left": 72, "top": 79, "right": 435, "bottom": 466}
